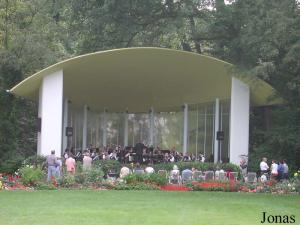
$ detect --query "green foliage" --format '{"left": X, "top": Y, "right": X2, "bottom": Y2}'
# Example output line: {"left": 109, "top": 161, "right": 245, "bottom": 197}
{"left": 0, "top": 156, "right": 24, "bottom": 173}
{"left": 0, "top": 0, "right": 299, "bottom": 173}
{"left": 58, "top": 174, "right": 76, "bottom": 188}
{"left": 123, "top": 173, "right": 168, "bottom": 186}
{"left": 123, "top": 173, "right": 146, "bottom": 184}
{"left": 148, "top": 173, "right": 168, "bottom": 186}
{"left": 19, "top": 166, "right": 44, "bottom": 186}
{"left": 152, "top": 162, "right": 240, "bottom": 173}
{"left": 23, "top": 155, "right": 46, "bottom": 169}
{"left": 113, "top": 183, "right": 160, "bottom": 191}
{"left": 35, "top": 182, "right": 57, "bottom": 190}
{"left": 93, "top": 160, "right": 121, "bottom": 175}
{"left": 75, "top": 167, "right": 105, "bottom": 185}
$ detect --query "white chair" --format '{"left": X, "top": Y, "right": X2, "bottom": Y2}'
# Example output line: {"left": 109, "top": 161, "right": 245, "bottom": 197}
{"left": 192, "top": 171, "right": 203, "bottom": 181}
{"left": 204, "top": 171, "right": 214, "bottom": 180}
{"left": 245, "top": 172, "right": 257, "bottom": 183}
{"left": 169, "top": 170, "right": 181, "bottom": 184}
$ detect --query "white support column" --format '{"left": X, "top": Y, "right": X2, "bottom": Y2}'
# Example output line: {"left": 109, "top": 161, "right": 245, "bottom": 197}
{"left": 183, "top": 103, "right": 188, "bottom": 154}
{"left": 149, "top": 107, "right": 154, "bottom": 146}
{"left": 37, "top": 87, "right": 43, "bottom": 155}
{"left": 229, "top": 77, "right": 250, "bottom": 165}
{"left": 102, "top": 109, "right": 107, "bottom": 147}
{"left": 124, "top": 111, "right": 128, "bottom": 147}
{"left": 214, "top": 98, "right": 220, "bottom": 163}
{"left": 38, "top": 70, "right": 63, "bottom": 157}
{"left": 82, "top": 105, "right": 88, "bottom": 150}
{"left": 195, "top": 106, "right": 199, "bottom": 158}
{"left": 62, "top": 99, "right": 69, "bottom": 152}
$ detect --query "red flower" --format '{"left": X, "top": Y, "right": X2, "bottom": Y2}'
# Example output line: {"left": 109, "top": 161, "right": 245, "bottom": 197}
{"left": 160, "top": 184, "right": 191, "bottom": 191}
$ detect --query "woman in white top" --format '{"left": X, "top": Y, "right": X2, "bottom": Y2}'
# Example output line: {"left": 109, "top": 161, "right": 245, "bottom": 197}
{"left": 271, "top": 160, "right": 278, "bottom": 179}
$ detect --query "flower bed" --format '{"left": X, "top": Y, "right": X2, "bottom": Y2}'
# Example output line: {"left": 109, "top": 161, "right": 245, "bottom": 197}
{"left": 160, "top": 184, "right": 191, "bottom": 191}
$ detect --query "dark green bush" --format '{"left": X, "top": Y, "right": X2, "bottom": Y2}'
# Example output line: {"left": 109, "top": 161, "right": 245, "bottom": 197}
{"left": 0, "top": 156, "right": 24, "bottom": 173}
{"left": 23, "top": 155, "right": 46, "bottom": 169}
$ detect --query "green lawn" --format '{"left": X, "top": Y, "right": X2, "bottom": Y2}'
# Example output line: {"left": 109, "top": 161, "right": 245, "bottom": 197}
{"left": 0, "top": 190, "right": 299, "bottom": 225}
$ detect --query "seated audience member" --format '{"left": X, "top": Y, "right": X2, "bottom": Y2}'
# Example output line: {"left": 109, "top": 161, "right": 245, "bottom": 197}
{"left": 82, "top": 151, "right": 92, "bottom": 171}
{"left": 170, "top": 165, "right": 180, "bottom": 183}
{"left": 182, "top": 168, "right": 193, "bottom": 182}
{"left": 145, "top": 165, "right": 155, "bottom": 174}
{"left": 120, "top": 166, "right": 130, "bottom": 178}
{"left": 134, "top": 163, "right": 144, "bottom": 174}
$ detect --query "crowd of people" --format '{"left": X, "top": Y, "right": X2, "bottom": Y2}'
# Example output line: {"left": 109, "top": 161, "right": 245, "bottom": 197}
{"left": 46, "top": 150, "right": 93, "bottom": 182}
{"left": 259, "top": 157, "right": 289, "bottom": 182}
{"left": 45, "top": 143, "right": 206, "bottom": 182}
{"left": 64, "top": 143, "right": 206, "bottom": 165}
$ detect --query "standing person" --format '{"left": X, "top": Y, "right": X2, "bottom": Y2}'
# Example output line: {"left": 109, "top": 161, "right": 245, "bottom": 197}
{"left": 283, "top": 160, "right": 289, "bottom": 180}
{"left": 270, "top": 160, "right": 278, "bottom": 180}
{"left": 56, "top": 157, "right": 62, "bottom": 178}
{"left": 240, "top": 158, "right": 248, "bottom": 177}
{"left": 277, "top": 160, "right": 284, "bottom": 181}
{"left": 260, "top": 157, "right": 269, "bottom": 176}
{"left": 65, "top": 154, "right": 76, "bottom": 174}
{"left": 82, "top": 151, "right": 92, "bottom": 171}
{"left": 46, "top": 150, "right": 59, "bottom": 182}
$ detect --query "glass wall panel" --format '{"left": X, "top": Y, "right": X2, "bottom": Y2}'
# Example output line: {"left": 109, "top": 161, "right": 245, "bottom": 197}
{"left": 68, "top": 105, "right": 83, "bottom": 154}
{"left": 106, "top": 113, "right": 123, "bottom": 147}
{"left": 188, "top": 102, "right": 215, "bottom": 161}
{"left": 154, "top": 108, "right": 183, "bottom": 150}
{"left": 128, "top": 113, "right": 150, "bottom": 146}
{"left": 219, "top": 100, "right": 230, "bottom": 163}
{"left": 67, "top": 100, "right": 230, "bottom": 159}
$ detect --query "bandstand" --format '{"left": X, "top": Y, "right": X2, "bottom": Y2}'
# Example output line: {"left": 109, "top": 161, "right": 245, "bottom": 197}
{"left": 10, "top": 47, "right": 278, "bottom": 165}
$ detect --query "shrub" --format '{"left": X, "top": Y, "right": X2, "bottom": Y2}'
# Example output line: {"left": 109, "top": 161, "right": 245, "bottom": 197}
{"left": 113, "top": 183, "right": 160, "bottom": 190}
{"left": 151, "top": 162, "right": 240, "bottom": 174}
{"left": 19, "top": 166, "right": 44, "bottom": 186}
{"left": 93, "top": 160, "right": 121, "bottom": 175}
{"left": 23, "top": 155, "right": 46, "bottom": 170}
{"left": 148, "top": 173, "right": 168, "bottom": 185}
{"left": 58, "top": 174, "right": 76, "bottom": 188}
{"left": 122, "top": 173, "right": 168, "bottom": 186}
{"left": 123, "top": 173, "right": 146, "bottom": 184}
{"left": 35, "top": 182, "right": 57, "bottom": 190}
{"left": 0, "top": 156, "right": 24, "bottom": 173}
{"left": 85, "top": 167, "right": 104, "bottom": 184}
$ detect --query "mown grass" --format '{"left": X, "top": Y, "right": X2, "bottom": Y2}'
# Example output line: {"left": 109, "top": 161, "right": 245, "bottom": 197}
{"left": 0, "top": 190, "right": 299, "bottom": 225}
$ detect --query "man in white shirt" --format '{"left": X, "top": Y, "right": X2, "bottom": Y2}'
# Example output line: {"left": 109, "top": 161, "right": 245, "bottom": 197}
{"left": 260, "top": 157, "right": 269, "bottom": 175}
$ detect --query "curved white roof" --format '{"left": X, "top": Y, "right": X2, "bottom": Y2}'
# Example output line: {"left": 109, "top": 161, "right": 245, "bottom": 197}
{"left": 10, "top": 47, "right": 279, "bottom": 112}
